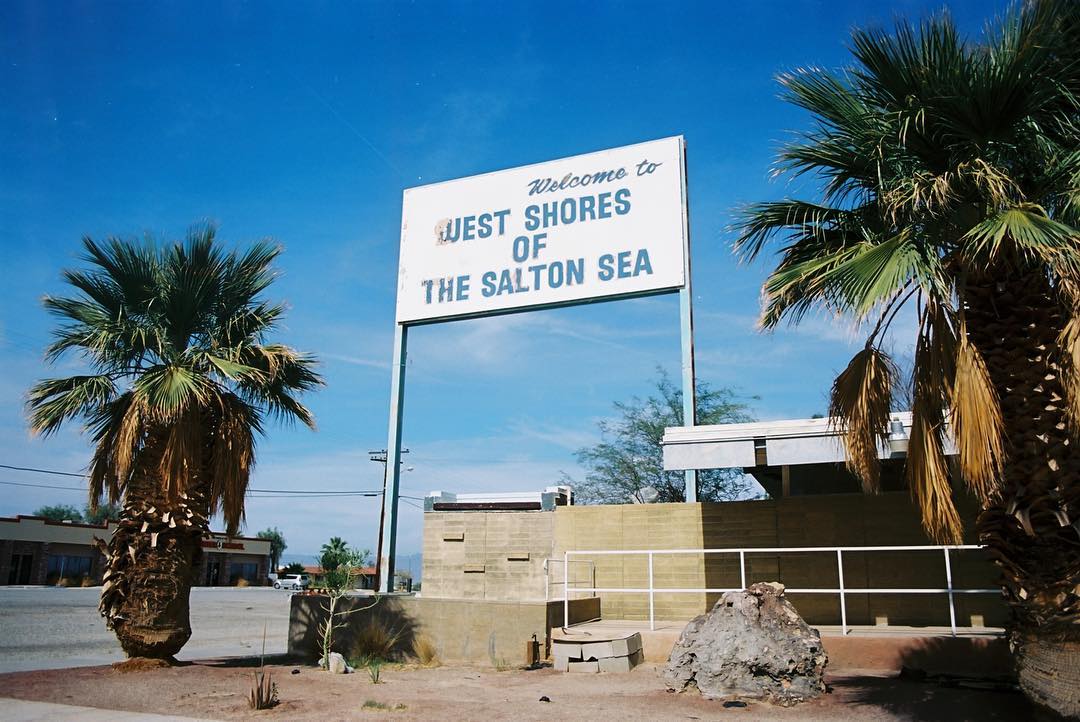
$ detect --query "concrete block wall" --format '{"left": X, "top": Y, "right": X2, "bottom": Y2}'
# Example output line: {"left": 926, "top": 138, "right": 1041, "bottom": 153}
{"left": 421, "top": 509, "right": 555, "bottom": 601}
{"left": 553, "top": 503, "right": 709, "bottom": 621}
{"left": 288, "top": 594, "right": 601, "bottom": 666}
{"left": 553, "top": 492, "right": 1006, "bottom": 627}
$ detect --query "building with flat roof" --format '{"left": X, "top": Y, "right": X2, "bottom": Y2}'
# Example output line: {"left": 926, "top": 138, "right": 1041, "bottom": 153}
{"left": 1, "top": 515, "right": 271, "bottom": 587}
{"left": 662, "top": 412, "right": 954, "bottom": 497}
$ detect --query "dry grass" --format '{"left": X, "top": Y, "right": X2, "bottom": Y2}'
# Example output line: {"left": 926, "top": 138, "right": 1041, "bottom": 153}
{"left": 349, "top": 620, "right": 404, "bottom": 663}
{"left": 112, "top": 658, "right": 172, "bottom": 672}
{"left": 235, "top": 577, "right": 250, "bottom": 588}
{"left": 361, "top": 700, "right": 406, "bottom": 712}
{"left": 411, "top": 635, "right": 439, "bottom": 666}
{"left": 80, "top": 576, "right": 97, "bottom": 587}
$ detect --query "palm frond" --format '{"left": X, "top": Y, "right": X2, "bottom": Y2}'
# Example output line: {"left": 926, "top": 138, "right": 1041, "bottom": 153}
{"left": 829, "top": 347, "right": 898, "bottom": 492}
{"left": 134, "top": 364, "right": 213, "bottom": 420}
{"left": 962, "top": 204, "right": 1079, "bottom": 264}
{"left": 87, "top": 392, "right": 139, "bottom": 508}
{"left": 951, "top": 323, "right": 1005, "bottom": 503}
{"left": 1058, "top": 314, "right": 1080, "bottom": 434}
{"left": 908, "top": 301, "right": 962, "bottom": 543}
{"left": 208, "top": 392, "right": 258, "bottom": 534}
{"left": 27, "top": 375, "right": 117, "bottom": 436}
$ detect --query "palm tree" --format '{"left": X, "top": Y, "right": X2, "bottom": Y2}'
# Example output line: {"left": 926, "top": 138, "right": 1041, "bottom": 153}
{"left": 319, "top": 536, "right": 350, "bottom": 572}
{"left": 28, "top": 226, "right": 322, "bottom": 659}
{"left": 734, "top": 2, "right": 1079, "bottom": 714}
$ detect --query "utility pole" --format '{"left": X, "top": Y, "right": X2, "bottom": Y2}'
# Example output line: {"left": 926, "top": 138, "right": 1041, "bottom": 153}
{"left": 370, "top": 448, "right": 409, "bottom": 593}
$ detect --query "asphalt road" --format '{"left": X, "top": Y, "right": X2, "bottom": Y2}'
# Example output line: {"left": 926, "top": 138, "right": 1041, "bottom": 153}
{"left": 0, "top": 586, "right": 293, "bottom": 673}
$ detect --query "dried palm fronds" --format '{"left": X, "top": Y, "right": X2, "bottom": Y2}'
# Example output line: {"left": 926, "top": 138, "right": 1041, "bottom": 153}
{"left": 909, "top": 302, "right": 962, "bottom": 544}
{"left": 951, "top": 324, "right": 1005, "bottom": 504}
{"left": 829, "top": 346, "right": 899, "bottom": 493}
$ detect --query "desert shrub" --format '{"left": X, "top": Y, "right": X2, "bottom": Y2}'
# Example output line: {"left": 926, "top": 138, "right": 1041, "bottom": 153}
{"left": 367, "top": 658, "right": 382, "bottom": 684}
{"left": 57, "top": 577, "right": 72, "bottom": 587}
{"left": 236, "top": 577, "right": 251, "bottom": 588}
{"left": 80, "top": 576, "right": 96, "bottom": 587}
{"left": 349, "top": 620, "right": 403, "bottom": 662}
{"left": 248, "top": 668, "right": 278, "bottom": 710}
{"left": 411, "top": 634, "right": 439, "bottom": 666}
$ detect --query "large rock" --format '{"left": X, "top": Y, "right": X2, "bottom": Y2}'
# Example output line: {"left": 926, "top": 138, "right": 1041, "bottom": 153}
{"left": 321, "top": 652, "right": 352, "bottom": 674}
{"left": 663, "top": 582, "right": 827, "bottom": 706}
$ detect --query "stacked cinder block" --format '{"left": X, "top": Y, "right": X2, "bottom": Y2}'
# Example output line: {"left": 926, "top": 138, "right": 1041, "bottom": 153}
{"left": 553, "top": 633, "right": 644, "bottom": 673}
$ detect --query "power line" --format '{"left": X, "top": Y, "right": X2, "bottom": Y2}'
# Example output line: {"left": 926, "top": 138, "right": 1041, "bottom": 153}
{"left": 2, "top": 462, "right": 429, "bottom": 499}
{"left": 0, "top": 464, "right": 85, "bottom": 478}
{"left": 1, "top": 474, "right": 384, "bottom": 497}
{"left": 0, "top": 479, "right": 85, "bottom": 491}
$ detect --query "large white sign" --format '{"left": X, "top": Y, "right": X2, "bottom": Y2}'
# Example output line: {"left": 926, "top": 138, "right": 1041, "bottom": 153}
{"left": 395, "top": 136, "right": 687, "bottom": 324}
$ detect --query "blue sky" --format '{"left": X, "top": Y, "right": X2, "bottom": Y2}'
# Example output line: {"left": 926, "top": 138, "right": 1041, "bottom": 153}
{"left": 0, "top": 0, "right": 1006, "bottom": 560}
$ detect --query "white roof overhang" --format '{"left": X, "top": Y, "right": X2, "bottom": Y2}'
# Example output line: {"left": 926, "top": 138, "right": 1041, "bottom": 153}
{"left": 662, "top": 412, "right": 955, "bottom": 471}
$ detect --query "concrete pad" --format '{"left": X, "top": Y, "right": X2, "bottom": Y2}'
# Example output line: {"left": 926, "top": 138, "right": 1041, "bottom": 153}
{"left": 0, "top": 698, "right": 214, "bottom": 721}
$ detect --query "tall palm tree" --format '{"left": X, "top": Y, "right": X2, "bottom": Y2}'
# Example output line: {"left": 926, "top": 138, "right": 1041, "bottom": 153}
{"left": 28, "top": 227, "right": 322, "bottom": 659}
{"left": 734, "top": 2, "right": 1079, "bottom": 714}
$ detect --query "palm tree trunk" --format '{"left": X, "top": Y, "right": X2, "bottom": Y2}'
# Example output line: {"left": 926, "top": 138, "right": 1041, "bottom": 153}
{"left": 965, "top": 269, "right": 1080, "bottom": 716}
{"left": 98, "top": 432, "right": 210, "bottom": 659}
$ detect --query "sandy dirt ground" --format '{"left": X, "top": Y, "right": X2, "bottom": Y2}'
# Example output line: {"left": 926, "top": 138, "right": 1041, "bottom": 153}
{"left": 0, "top": 658, "right": 1035, "bottom": 721}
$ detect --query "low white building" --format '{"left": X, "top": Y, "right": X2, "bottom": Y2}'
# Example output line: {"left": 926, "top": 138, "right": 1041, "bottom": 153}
{"left": 1, "top": 515, "right": 271, "bottom": 587}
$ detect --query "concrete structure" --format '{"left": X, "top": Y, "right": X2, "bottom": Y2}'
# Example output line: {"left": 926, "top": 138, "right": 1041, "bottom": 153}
{"left": 288, "top": 485, "right": 595, "bottom": 667}
{"left": 1, "top": 515, "right": 271, "bottom": 586}
{"left": 288, "top": 594, "right": 600, "bottom": 665}
{"left": 553, "top": 495, "right": 1005, "bottom": 627}
{"left": 420, "top": 486, "right": 570, "bottom": 601}
{"left": 552, "top": 631, "right": 644, "bottom": 672}
{"left": 417, "top": 474, "right": 1003, "bottom": 629}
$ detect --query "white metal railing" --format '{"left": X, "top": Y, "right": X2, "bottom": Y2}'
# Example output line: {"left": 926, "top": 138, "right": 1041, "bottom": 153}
{"left": 561, "top": 545, "right": 999, "bottom": 636}
{"left": 544, "top": 558, "right": 596, "bottom": 602}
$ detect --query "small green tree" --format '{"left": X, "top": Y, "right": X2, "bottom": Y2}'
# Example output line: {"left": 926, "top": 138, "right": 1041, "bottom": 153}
{"left": 317, "top": 547, "right": 375, "bottom": 670}
{"left": 256, "top": 527, "right": 287, "bottom": 572}
{"left": 282, "top": 561, "right": 306, "bottom": 575}
{"left": 568, "top": 370, "right": 757, "bottom": 504}
{"left": 32, "top": 504, "right": 82, "bottom": 521}
{"left": 82, "top": 502, "right": 121, "bottom": 525}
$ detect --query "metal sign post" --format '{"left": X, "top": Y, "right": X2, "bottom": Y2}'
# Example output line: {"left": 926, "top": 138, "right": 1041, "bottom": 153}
{"left": 378, "top": 323, "right": 408, "bottom": 593}
{"left": 678, "top": 141, "right": 698, "bottom": 503}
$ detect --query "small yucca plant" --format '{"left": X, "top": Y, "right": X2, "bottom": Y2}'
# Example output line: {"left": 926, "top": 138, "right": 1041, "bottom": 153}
{"left": 248, "top": 669, "right": 278, "bottom": 710}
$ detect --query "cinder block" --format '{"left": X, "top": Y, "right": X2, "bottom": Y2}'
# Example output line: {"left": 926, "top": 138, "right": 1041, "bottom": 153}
{"left": 597, "top": 649, "right": 644, "bottom": 673}
{"left": 579, "top": 641, "right": 613, "bottom": 661}
{"left": 552, "top": 641, "right": 581, "bottom": 660}
{"left": 568, "top": 660, "right": 599, "bottom": 673}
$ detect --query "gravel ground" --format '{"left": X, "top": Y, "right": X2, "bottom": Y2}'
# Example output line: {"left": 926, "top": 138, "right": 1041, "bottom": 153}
{"left": 0, "top": 661, "right": 1036, "bottom": 721}
{"left": 0, "top": 587, "right": 292, "bottom": 673}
